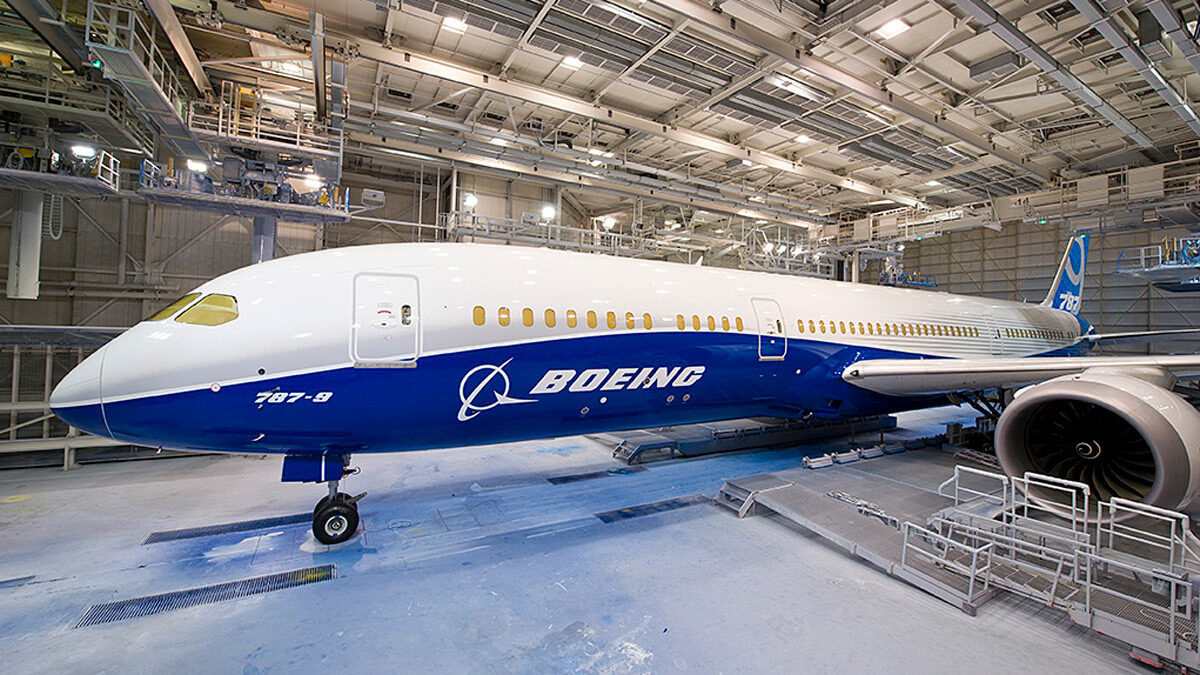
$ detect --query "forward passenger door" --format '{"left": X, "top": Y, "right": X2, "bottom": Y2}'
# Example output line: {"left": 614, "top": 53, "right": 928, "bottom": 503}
{"left": 351, "top": 273, "right": 420, "bottom": 367}
{"left": 752, "top": 297, "right": 787, "bottom": 361}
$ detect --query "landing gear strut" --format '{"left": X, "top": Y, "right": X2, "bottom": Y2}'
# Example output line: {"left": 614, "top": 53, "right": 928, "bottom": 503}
{"left": 313, "top": 477, "right": 365, "bottom": 545}
{"left": 281, "top": 453, "right": 367, "bottom": 545}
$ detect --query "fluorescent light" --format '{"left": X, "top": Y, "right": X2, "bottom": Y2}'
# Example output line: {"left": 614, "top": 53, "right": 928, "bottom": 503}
{"left": 601, "top": 216, "right": 615, "bottom": 230}
{"left": 763, "top": 243, "right": 775, "bottom": 253}
{"left": 926, "top": 180, "right": 941, "bottom": 186}
{"left": 749, "top": 195, "right": 765, "bottom": 202}
{"left": 792, "top": 245, "right": 803, "bottom": 256}
{"left": 70, "top": 144, "right": 96, "bottom": 159}
{"left": 588, "top": 148, "right": 605, "bottom": 156}
{"left": 304, "top": 173, "right": 323, "bottom": 189}
{"left": 794, "top": 134, "right": 811, "bottom": 144}
{"left": 541, "top": 204, "right": 555, "bottom": 219}
{"left": 754, "top": 219, "right": 768, "bottom": 224}
{"left": 186, "top": 159, "right": 208, "bottom": 173}
{"left": 738, "top": 209, "right": 755, "bottom": 216}
{"left": 442, "top": 16, "right": 468, "bottom": 34}
{"left": 489, "top": 137, "right": 508, "bottom": 146}
{"left": 462, "top": 192, "right": 478, "bottom": 209}
{"left": 874, "top": 18, "right": 910, "bottom": 40}
{"left": 561, "top": 56, "right": 583, "bottom": 70}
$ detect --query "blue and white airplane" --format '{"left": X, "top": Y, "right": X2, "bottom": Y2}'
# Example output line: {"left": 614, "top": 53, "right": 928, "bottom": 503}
{"left": 50, "top": 235, "right": 1200, "bottom": 543}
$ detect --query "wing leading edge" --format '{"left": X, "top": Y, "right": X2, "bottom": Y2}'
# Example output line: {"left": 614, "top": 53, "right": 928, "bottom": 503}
{"left": 842, "top": 354, "right": 1200, "bottom": 396}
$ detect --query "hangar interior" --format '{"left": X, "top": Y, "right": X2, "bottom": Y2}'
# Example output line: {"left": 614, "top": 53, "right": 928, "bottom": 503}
{"left": 4, "top": 0, "right": 1200, "bottom": 671}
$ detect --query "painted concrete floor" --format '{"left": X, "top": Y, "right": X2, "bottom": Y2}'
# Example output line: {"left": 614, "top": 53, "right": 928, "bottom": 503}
{"left": 0, "top": 407, "right": 1141, "bottom": 674}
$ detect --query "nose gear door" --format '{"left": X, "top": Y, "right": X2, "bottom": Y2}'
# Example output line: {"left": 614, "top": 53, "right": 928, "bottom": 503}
{"left": 352, "top": 273, "right": 419, "bottom": 367}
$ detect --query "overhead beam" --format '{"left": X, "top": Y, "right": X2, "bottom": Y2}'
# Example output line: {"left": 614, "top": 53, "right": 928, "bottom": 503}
{"left": 4, "top": 0, "right": 88, "bottom": 72}
{"left": 643, "top": 0, "right": 1053, "bottom": 183}
{"left": 344, "top": 131, "right": 816, "bottom": 228}
{"left": 312, "top": 11, "right": 327, "bottom": 121}
{"left": 949, "top": 0, "right": 1154, "bottom": 148}
{"left": 142, "top": 0, "right": 211, "bottom": 93}
{"left": 1066, "top": 0, "right": 1200, "bottom": 137}
{"left": 353, "top": 43, "right": 924, "bottom": 207}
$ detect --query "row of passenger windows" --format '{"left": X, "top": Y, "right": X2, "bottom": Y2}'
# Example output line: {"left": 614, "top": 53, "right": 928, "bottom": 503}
{"left": 472, "top": 306, "right": 749, "bottom": 332}
{"left": 1004, "top": 327, "right": 1066, "bottom": 340}
{"left": 471, "top": 306, "right": 1066, "bottom": 342}
{"left": 797, "top": 319, "right": 980, "bottom": 338}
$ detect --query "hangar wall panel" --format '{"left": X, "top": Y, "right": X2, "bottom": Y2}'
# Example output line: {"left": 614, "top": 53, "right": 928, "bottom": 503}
{"left": 904, "top": 223, "right": 1200, "bottom": 355}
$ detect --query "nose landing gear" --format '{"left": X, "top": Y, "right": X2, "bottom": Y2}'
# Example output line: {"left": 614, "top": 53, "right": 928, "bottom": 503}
{"left": 281, "top": 453, "right": 366, "bottom": 546}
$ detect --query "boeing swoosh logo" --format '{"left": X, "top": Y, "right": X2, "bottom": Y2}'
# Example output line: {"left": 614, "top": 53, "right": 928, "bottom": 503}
{"left": 457, "top": 358, "right": 535, "bottom": 422}
{"left": 1064, "top": 238, "right": 1084, "bottom": 286}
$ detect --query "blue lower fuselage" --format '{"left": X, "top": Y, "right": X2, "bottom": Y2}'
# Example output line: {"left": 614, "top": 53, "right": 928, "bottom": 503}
{"left": 65, "top": 333, "right": 973, "bottom": 456}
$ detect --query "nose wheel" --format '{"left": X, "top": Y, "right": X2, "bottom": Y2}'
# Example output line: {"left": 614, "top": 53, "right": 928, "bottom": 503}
{"left": 313, "top": 479, "right": 365, "bottom": 545}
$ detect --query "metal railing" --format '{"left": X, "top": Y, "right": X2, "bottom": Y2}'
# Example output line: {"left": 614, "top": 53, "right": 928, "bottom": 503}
{"left": 1097, "top": 497, "right": 1200, "bottom": 575}
{"left": 187, "top": 82, "right": 343, "bottom": 157}
{"left": 86, "top": 0, "right": 186, "bottom": 113}
{"left": 1076, "top": 549, "right": 1197, "bottom": 648}
{"left": 442, "top": 211, "right": 702, "bottom": 259}
{"left": 937, "top": 464, "right": 1009, "bottom": 507}
{"left": 901, "top": 521, "right": 995, "bottom": 605}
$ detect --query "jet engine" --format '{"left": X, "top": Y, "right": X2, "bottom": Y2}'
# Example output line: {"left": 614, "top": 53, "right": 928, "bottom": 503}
{"left": 994, "top": 370, "right": 1200, "bottom": 514}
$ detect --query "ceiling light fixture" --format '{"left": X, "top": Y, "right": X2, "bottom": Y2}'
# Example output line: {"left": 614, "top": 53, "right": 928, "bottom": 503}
{"left": 561, "top": 56, "right": 584, "bottom": 70}
{"left": 442, "top": 16, "right": 468, "bottom": 34}
{"left": 874, "top": 18, "right": 910, "bottom": 40}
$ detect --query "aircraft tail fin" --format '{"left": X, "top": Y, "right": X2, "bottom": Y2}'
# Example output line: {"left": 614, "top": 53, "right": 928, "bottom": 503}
{"left": 1041, "top": 234, "right": 1088, "bottom": 315}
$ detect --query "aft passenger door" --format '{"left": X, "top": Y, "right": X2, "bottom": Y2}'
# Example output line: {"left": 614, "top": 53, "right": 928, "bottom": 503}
{"left": 751, "top": 297, "right": 787, "bottom": 361}
{"left": 352, "top": 273, "right": 420, "bottom": 367}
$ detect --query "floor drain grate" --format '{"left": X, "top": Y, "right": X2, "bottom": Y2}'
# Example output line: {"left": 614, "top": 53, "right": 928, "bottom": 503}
{"left": 74, "top": 565, "right": 335, "bottom": 628}
{"left": 142, "top": 513, "right": 310, "bottom": 544}
{"left": 547, "top": 466, "right": 647, "bottom": 484}
{"left": 594, "top": 494, "right": 710, "bottom": 523}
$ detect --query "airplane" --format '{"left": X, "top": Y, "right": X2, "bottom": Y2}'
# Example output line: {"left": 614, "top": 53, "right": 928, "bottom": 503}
{"left": 49, "top": 234, "right": 1200, "bottom": 544}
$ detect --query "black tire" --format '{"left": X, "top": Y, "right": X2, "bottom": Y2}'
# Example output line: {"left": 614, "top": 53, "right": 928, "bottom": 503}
{"left": 313, "top": 501, "right": 359, "bottom": 545}
{"left": 313, "top": 492, "right": 351, "bottom": 517}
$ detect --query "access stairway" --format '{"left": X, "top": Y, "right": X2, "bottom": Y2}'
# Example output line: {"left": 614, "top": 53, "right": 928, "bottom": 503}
{"left": 719, "top": 462, "right": 1200, "bottom": 669}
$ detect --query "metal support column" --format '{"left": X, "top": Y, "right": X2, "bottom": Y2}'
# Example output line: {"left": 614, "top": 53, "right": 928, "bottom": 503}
{"left": 252, "top": 215, "right": 278, "bottom": 263}
{"left": 850, "top": 251, "right": 861, "bottom": 283}
{"left": 8, "top": 190, "right": 43, "bottom": 299}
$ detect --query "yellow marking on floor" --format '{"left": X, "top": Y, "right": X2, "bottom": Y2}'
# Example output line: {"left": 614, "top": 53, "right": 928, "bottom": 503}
{"left": 1, "top": 495, "right": 32, "bottom": 503}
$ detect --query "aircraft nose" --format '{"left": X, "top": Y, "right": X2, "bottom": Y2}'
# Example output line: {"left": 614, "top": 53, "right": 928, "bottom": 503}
{"left": 50, "top": 345, "right": 109, "bottom": 437}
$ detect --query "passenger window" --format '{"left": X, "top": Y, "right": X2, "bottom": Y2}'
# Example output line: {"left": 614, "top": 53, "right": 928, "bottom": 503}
{"left": 587, "top": 310, "right": 597, "bottom": 328}
{"left": 692, "top": 315, "right": 701, "bottom": 330}
{"left": 523, "top": 308, "right": 534, "bottom": 327}
{"left": 677, "top": 314, "right": 686, "bottom": 330}
{"left": 176, "top": 294, "right": 238, "bottom": 326}
{"left": 707, "top": 316, "right": 716, "bottom": 331}
{"left": 567, "top": 309, "right": 577, "bottom": 328}
{"left": 607, "top": 311, "right": 617, "bottom": 329}
{"left": 643, "top": 313, "right": 653, "bottom": 329}
{"left": 473, "top": 306, "right": 486, "bottom": 326}
{"left": 867, "top": 323, "right": 874, "bottom": 335}
{"left": 797, "top": 320, "right": 805, "bottom": 333}
{"left": 736, "top": 317, "right": 744, "bottom": 332}
{"left": 809, "top": 320, "right": 816, "bottom": 333}
{"left": 626, "top": 312, "right": 636, "bottom": 329}
{"left": 839, "top": 321, "right": 846, "bottom": 333}
{"left": 858, "top": 322, "right": 864, "bottom": 334}
{"left": 722, "top": 316, "right": 730, "bottom": 331}
{"left": 147, "top": 293, "right": 201, "bottom": 321}
{"left": 819, "top": 320, "right": 826, "bottom": 334}
{"left": 849, "top": 323, "right": 856, "bottom": 335}
{"left": 499, "top": 307, "right": 510, "bottom": 326}
{"left": 401, "top": 305, "right": 413, "bottom": 325}
{"left": 545, "top": 309, "right": 556, "bottom": 328}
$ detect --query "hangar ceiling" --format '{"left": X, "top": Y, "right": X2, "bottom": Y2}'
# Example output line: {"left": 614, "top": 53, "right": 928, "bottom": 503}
{"left": 3, "top": 0, "right": 1200, "bottom": 265}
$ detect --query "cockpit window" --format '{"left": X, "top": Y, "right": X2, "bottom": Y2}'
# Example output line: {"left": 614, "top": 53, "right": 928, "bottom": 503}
{"left": 175, "top": 294, "right": 239, "bottom": 326}
{"left": 146, "top": 293, "right": 201, "bottom": 321}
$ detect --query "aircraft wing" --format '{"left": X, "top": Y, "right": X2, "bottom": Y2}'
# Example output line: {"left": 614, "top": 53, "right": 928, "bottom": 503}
{"left": 1081, "top": 328, "right": 1200, "bottom": 344}
{"left": 842, "top": 354, "right": 1200, "bottom": 395}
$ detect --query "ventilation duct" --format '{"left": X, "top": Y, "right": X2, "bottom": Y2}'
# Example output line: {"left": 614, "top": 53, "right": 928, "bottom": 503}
{"left": 969, "top": 51, "right": 1021, "bottom": 81}
{"left": 1137, "top": 10, "right": 1172, "bottom": 62}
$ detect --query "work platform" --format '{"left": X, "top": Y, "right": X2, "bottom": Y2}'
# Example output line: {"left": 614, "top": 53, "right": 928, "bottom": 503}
{"left": 719, "top": 449, "right": 1200, "bottom": 670}
{"left": 592, "top": 415, "right": 896, "bottom": 464}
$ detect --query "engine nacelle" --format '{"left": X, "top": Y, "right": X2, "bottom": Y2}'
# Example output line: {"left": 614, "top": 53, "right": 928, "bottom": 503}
{"left": 995, "top": 371, "right": 1200, "bottom": 514}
